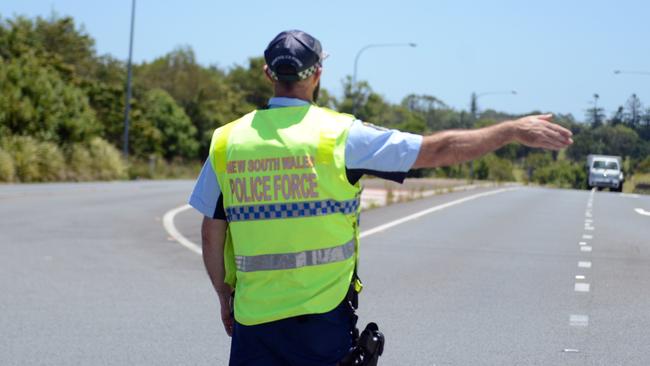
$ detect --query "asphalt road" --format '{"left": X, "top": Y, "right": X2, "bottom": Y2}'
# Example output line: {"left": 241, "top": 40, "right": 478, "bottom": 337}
{"left": 1, "top": 181, "right": 649, "bottom": 365}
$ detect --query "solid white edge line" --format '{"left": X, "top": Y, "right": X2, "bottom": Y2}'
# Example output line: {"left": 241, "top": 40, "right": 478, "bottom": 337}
{"left": 635, "top": 208, "right": 650, "bottom": 216}
{"left": 359, "top": 188, "right": 517, "bottom": 239}
{"left": 163, "top": 188, "right": 518, "bottom": 255}
{"left": 162, "top": 204, "right": 202, "bottom": 255}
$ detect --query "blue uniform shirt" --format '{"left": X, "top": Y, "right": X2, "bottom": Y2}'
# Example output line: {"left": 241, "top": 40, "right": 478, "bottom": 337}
{"left": 189, "top": 97, "right": 423, "bottom": 219}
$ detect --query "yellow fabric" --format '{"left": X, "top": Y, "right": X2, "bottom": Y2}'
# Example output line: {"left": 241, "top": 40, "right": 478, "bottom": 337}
{"left": 209, "top": 105, "right": 361, "bottom": 325}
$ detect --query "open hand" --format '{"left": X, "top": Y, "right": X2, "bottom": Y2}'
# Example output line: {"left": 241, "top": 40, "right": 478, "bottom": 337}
{"left": 512, "top": 114, "right": 573, "bottom": 150}
{"left": 218, "top": 290, "right": 234, "bottom": 336}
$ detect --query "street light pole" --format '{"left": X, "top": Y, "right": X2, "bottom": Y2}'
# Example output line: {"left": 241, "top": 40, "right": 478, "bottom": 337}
{"left": 351, "top": 42, "right": 416, "bottom": 115}
{"left": 468, "top": 90, "right": 517, "bottom": 180}
{"left": 122, "top": 0, "right": 136, "bottom": 159}
{"left": 613, "top": 69, "right": 650, "bottom": 76}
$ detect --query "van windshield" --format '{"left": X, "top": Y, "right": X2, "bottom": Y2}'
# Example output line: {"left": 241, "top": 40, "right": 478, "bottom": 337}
{"left": 593, "top": 161, "right": 619, "bottom": 170}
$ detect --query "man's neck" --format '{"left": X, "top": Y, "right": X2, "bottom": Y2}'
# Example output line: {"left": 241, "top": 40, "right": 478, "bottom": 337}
{"left": 273, "top": 93, "right": 311, "bottom": 102}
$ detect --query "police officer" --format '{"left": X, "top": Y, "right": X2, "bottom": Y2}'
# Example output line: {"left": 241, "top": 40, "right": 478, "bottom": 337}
{"left": 189, "top": 30, "right": 573, "bottom": 366}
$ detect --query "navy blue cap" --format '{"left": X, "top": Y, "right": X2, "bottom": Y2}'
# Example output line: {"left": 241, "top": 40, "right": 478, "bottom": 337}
{"left": 264, "top": 30, "right": 325, "bottom": 81}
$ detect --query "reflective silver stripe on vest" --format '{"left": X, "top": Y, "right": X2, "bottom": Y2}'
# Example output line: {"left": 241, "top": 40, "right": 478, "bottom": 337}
{"left": 226, "top": 197, "right": 359, "bottom": 222}
{"left": 235, "top": 239, "right": 355, "bottom": 272}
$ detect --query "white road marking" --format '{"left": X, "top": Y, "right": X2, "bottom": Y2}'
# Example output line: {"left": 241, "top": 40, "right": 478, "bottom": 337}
{"left": 563, "top": 348, "right": 580, "bottom": 353}
{"left": 585, "top": 211, "right": 592, "bottom": 217}
{"left": 621, "top": 193, "right": 640, "bottom": 198}
{"left": 582, "top": 234, "right": 593, "bottom": 239}
{"left": 580, "top": 246, "right": 593, "bottom": 252}
{"left": 584, "top": 226, "right": 594, "bottom": 231}
{"left": 359, "top": 188, "right": 517, "bottom": 238}
{"left": 579, "top": 241, "right": 587, "bottom": 246}
{"left": 575, "top": 275, "right": 585, "bottom": 280}
{"left": 578, "top": 261, "right": 592, "bottom": 268}
{"left": 635, "top": 208, "right": 650, "bottom": 216}
{"left": 584, "top": 219, "right": 593, "bottom": 223}
{"left": 162, "top": 204, "right": 202, "bottom": 255}
{"left": 163, "top": 188, "right": 518, "bottom": 255}
{"left": 574, "top": 283, "right": 590, "bottom": 292}
{"left": 570, "top": 314, "right": 589, "bottom": 327}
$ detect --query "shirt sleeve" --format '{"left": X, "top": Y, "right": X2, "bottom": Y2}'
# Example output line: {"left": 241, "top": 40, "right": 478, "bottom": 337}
{"left": 188, "top": 160, "right": 226, "bottom": 219}
{"left": 345, "top": 120, "right": 423, "bottom": 183}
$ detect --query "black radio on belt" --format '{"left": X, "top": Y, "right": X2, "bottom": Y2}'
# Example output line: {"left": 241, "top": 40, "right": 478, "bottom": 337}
{"left": 339, "top": 280, "right": 385, "bottom": 366}
{"left": 340, "top": 322, "right": 385, "bottom": 366}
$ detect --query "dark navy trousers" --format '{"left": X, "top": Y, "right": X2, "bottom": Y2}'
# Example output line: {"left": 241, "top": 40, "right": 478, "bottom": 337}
{"left": 229, "top": 301, "right": 354, "bottom": 366}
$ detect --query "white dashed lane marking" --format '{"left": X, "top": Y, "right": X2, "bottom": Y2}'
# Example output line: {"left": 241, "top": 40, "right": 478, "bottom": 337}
{"left": 578, "top": 261, "right": 592, "bottom": 268}
{"left": 582, "top": 234, "right": 593, "bottom": 240}
{"left": 574, "top": 283, "right": 591, "bottom": 292}
{"left": 570, "top": 314, "right": 589, "bottom": 327}
{"left": 580, "top": 246, "right": 593, "bottom": 252}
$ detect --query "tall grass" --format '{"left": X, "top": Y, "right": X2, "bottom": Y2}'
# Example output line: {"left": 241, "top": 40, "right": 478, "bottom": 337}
{"left": 66, "top": 138, "right": 127, "bottom": 181}
{"left": 87, "top": 138, "right": 127, "bottom": 180}
{"left": 36, "top": 141, "right": 65, "bottom": 181}
{"left": 0, "top": 147, "right": 15, "bottom": 182}
{"left": 2, "top": 136, "right": 40, "bottom": 182}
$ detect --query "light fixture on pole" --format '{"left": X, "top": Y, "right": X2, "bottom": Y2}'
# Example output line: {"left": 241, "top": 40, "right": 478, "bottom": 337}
{"left": 613, "top": 69, "right": 650, "bottom": 76}
{"left": 351, "top": 42, "right": 417, "bottom": 115}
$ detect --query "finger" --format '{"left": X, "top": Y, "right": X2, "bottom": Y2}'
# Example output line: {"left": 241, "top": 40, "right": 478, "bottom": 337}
{"left": 531, "top": 113, "right": 553, "bottom": 122}
{"left": 224, "top": 320, "right": 234, "bottom": 337}
{"left": 537, "top": 123, "right": 573, "bottom": 144}
{"left": 542, "top": 137, "right": 569, "bottom": 150}
{"left": 542, "top": 121, "right": 573, "bottom": 138}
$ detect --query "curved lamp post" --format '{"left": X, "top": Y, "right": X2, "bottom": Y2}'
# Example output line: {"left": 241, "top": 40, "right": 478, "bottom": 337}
{"left": 471, "top": 90, "right": 518, "bottom": 119}
{"left": 351, "top": 42, "right": 417, "bottom": 114}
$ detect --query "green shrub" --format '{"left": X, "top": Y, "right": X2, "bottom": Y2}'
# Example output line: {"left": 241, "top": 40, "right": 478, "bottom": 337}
{"left": 0, "top": 147, "right": 16, "bottom": 182}
{"left": 87, "top": 137, "right": 127, "bottom": 180}
{"left": 66, "top": 143, "right": 93, "bottom": 181}
{"left": 35, "top": 141, "right": 65, "bottom": 181}
{"left": 636, "top": 157, "right": 650, "bottom": 174}
{"left": 127, "top": 156, "right": 202, "bottom": 180}
{"left": 532, "top": 160, "right": 586, "bottom": 189}
{"left": 3, "top": 136, "right": 40, "bottom": 182}
{"left": 475, "top": 154, "right": 515, "bottom": 182}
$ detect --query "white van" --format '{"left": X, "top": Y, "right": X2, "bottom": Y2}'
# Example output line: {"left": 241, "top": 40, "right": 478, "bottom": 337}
{"left": 587, "top": 154, "right": 624, "bottom": 192}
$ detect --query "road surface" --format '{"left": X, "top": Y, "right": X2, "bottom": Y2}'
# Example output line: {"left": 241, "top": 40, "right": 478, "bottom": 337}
{"left": 1, "top": 181, "right": 649, "bottom": 365}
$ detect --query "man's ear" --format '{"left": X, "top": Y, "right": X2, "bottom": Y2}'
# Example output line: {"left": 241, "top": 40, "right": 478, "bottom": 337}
{"left": 312, "top": 67, "right": 323, "bottom": 84}
{"left": 263, "top": 65, "right": 274, "bottom": 83}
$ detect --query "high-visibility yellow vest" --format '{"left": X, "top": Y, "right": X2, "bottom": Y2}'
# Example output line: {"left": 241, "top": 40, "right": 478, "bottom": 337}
{"left": 209, "top": 104, "right": 361, "bottom": 325}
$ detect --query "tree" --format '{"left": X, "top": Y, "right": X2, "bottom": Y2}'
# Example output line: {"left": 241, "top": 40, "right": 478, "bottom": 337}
{"left": 136, "top": 47, "right": 251, "bottom": 157}
{"left": 624, "top": 93, "right": 643, "bottom": 128}
{"left": 610, "top": 106, "right": 625, "bottom": 126}
{"left": 585, "top": 94, "right": 606, "bottom": 127}
{"left": 0, "top": 15, "right": 96, "bottom": 82}
{"left": 132, "top": 88, "right": 198, "bottom": 160}
{"left": 0, "top": 53, "right": 100, "bottom": 144}
{"left": 226, "top": 57, "right": 273, "bottom": 109}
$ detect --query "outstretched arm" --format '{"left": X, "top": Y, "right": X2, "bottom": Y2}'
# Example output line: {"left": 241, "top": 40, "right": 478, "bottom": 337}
{"left": 201, "top": 217, "right": 234, "bottom": 336}
{"left": 412, "top": 114, "right": 573, "bottom": 169}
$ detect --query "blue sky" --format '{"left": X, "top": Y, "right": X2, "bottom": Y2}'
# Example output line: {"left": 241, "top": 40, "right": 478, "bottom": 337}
{"left": 2, "top": 0, "right": 649, "bottom": 120}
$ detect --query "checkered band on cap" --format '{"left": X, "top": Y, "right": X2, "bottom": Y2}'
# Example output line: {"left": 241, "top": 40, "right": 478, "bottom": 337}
{"left": 268, "top": 64, "right": 319, "bottom": 81}
{"left": 226, "top": 197, "right": 360, "bottom": 222}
